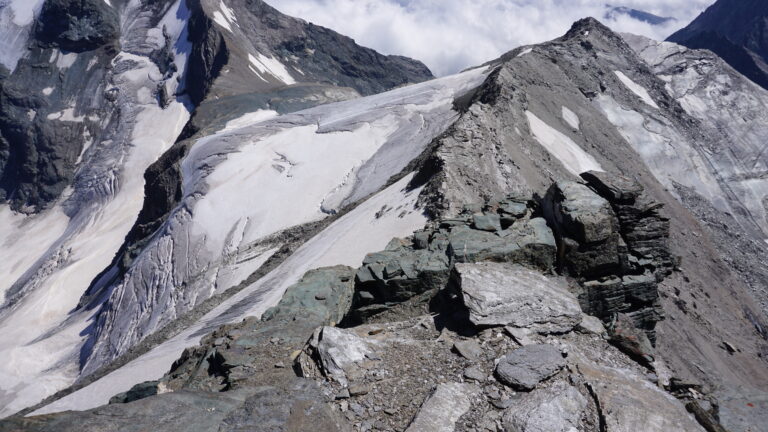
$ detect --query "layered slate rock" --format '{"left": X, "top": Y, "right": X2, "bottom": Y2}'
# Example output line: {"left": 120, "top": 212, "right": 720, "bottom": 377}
{"left": 581, "top": 171, "right": 673, "bottom": 277}
{"left": 351, "top": 196, "right": 556, "bottom": 321}
{"left": 543, "top": 181, "right": 622, "bottom": 276}
{"left": 543, "top": 175, "right": 672, "bottom": 343}
{"left": 452, "top": 262, "right": 582, "bottom": 333}
{"left": 494, "top": 344, "right": 567, "bottom": 391}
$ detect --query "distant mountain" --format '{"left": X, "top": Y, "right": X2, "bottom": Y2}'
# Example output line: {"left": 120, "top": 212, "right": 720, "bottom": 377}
{"left": 605, "top": 5, "right": 676, "bottom": 25}
{"left": 668, "top": 0, "right": 768, "bottom": 89}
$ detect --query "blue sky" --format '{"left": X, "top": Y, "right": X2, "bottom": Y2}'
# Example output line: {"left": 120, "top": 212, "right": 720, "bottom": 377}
{"left": 273, "top": 0, "right": 714, "bottom": 76}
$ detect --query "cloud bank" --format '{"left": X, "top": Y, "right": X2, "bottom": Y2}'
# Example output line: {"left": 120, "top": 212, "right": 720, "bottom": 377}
{"left": 273, "top": 0, "right": 714, "bottom": 76}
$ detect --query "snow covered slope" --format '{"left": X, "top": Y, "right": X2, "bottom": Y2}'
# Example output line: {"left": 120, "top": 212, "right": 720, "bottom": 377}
{"left": 0, "top": 0, "right": 438, "bottom": 418}
{"left": 34, "top": 173, "right": 427, "bottom": 414}
{"left": 623, "top": 33, "right": 768, "bottom": 239}
{"left": 79, "top": 65, "right": 487, "bottom": 379}
{"left": 0, "top": 0, "right": 44, "bottom": 72}
{"left": 0, "top": 0, "right": 193, "bottom": 417}
{"left": 3, "top": 9, "right": 768, "bottom": 432}
{"left": 0, "top": 64, "right": 485, "bottom": 416}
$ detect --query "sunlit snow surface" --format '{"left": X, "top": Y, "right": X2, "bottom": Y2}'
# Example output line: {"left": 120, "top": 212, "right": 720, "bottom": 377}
{"left": 561, "top": 106, "right": 580, "bottom": 130}
{"left": 35, "top": 173, "right": 427, "bottom": 415}
{"left": 526, "top": 110, "right": 602, "bottom": 175}
{"left": 0, "top": 0, "right": 193, "bottom": 417}
{"left": 613, "top": 70, "right": 659, "bottom": 109}
{"left": 80, "top": 66, "right": 489, "bottom": 379}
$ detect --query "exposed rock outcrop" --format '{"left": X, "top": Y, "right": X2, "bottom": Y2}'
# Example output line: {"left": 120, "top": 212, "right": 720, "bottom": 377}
{"left": 36, "top": 0, "right": 120, "bottom": 53}
{"left": 543, "top": 173, "right": 672, "bottom": 344}
{"left": 350, "top": 197, "right": 555, "bottom": 322}
{"left": 452, "top": 262, "right": 582, "bottom": 333}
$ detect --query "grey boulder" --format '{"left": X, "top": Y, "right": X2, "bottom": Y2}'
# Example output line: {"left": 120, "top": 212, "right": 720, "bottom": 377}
{"left": 502, "top": 380, "right": 588, "bottom": 432}
{"left": 495, "top": 344, "right": 566, "bottom": 391}
{"left": 453, "top": 262, "right": 582, "bottom": 333}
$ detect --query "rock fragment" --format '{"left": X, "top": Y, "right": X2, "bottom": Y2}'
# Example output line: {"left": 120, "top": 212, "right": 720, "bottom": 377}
{"left": 404, "top": 383, "right": 480, "bottom": 432}
{"left": 495, "top": 344, "right": 566, "bottom": 391}
{"left": 608, "top": 313, "right": 655, "bottom": 366}
{"left": 453, "top": 339, "right": 484, "bottom": 360}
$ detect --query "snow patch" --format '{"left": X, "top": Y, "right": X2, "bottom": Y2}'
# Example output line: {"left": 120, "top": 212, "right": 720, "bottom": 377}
{"left": 7, "top": 0, "right": 43, "bottom": 26}
{"left": 525, "top": 111, "right": 602, "bottom": 176}
{"left": 189, "top": 118, "right": 400, "bottom": 251}
{"left": 54, "top": 51, "right": 78, "bottom": 69}
{"left": 221, "top": 110, "right": 278, "bottom": 133}
{"left": 42, "top": 87, "right": 54, "bottom": 96}
{"left": 248, "top": 53, "right": 296, "bottom": 85}
{"left": 517, "top": 47, "right": 533, "bottom": 57}
{"left": 614, "top": 71, "right": 659, "bottom": 109}
{"left": 212, "top": 1, "right": 237, "bottom": 33}
{"left": 561, "top": 106, "right": 580, "bottom": 130}
{"left": 47, "top": 108, "right": 84, "bottom": 122}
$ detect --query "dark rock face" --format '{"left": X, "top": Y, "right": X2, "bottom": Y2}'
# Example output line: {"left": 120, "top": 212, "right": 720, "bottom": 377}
{"left": 185, "top": 0, "right": 230, "bottom": 107}
{"left": 235, "top": 0, "right": 433, "bottom": 97}
{"left": 36, "top": 0, "right": 121, "bottom": 53}
{"left": 543, "top": 173, "right": 672, "bottom": 343}
{"left": 0, "top": 47, "right": 113, "bottom": 212}
{"left": 108, "top": 381, "right": 159, "bottom": 405}
{"left": 280, "top": 23, "right": 433, "bottom": 96}
{"left": 667, "top": 0, "right": 768, "bottom": 89}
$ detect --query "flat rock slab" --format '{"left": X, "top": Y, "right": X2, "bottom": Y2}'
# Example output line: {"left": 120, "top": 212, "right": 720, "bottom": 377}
{"left": 503, "top": 380, "right": 588, "bottom": 432}
{"left": 454, "top": 262, "right": 582, "bottom": 333}
{"left": 473, "top": 213, "right": 502, "bottom": 232}
{"left": 495, "top": 344, "right": 566, "bottom": 391}
{"left": 453, "top": 339, "right": 484, "bottom": 360}
{"left": 405, "top": 383, "right": 480, "bottom": 432}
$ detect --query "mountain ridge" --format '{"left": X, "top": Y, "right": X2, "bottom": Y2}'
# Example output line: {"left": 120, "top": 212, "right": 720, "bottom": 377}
{"left": 0, "top": 4, "right": 766, "bottom": 432}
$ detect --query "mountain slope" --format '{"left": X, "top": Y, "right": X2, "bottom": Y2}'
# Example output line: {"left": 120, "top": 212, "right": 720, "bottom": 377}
{"left": 3, "top": 17, "right": 766, "bottom": 432}
{"left": 667, "top": 0, "right": 768, "bottom": 90}
{"left": 0, "top": 0, "right": 433, "bottom": 417}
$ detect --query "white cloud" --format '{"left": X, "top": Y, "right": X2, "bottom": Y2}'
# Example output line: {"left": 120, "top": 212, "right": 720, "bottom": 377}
{"left": 273, "top": 0, "right": 714, "bottom": 76}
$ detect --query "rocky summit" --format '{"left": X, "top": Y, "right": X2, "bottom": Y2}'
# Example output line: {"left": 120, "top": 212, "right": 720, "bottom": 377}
{"left": 0, "top": 1, "right": 767, "bottom": 432}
